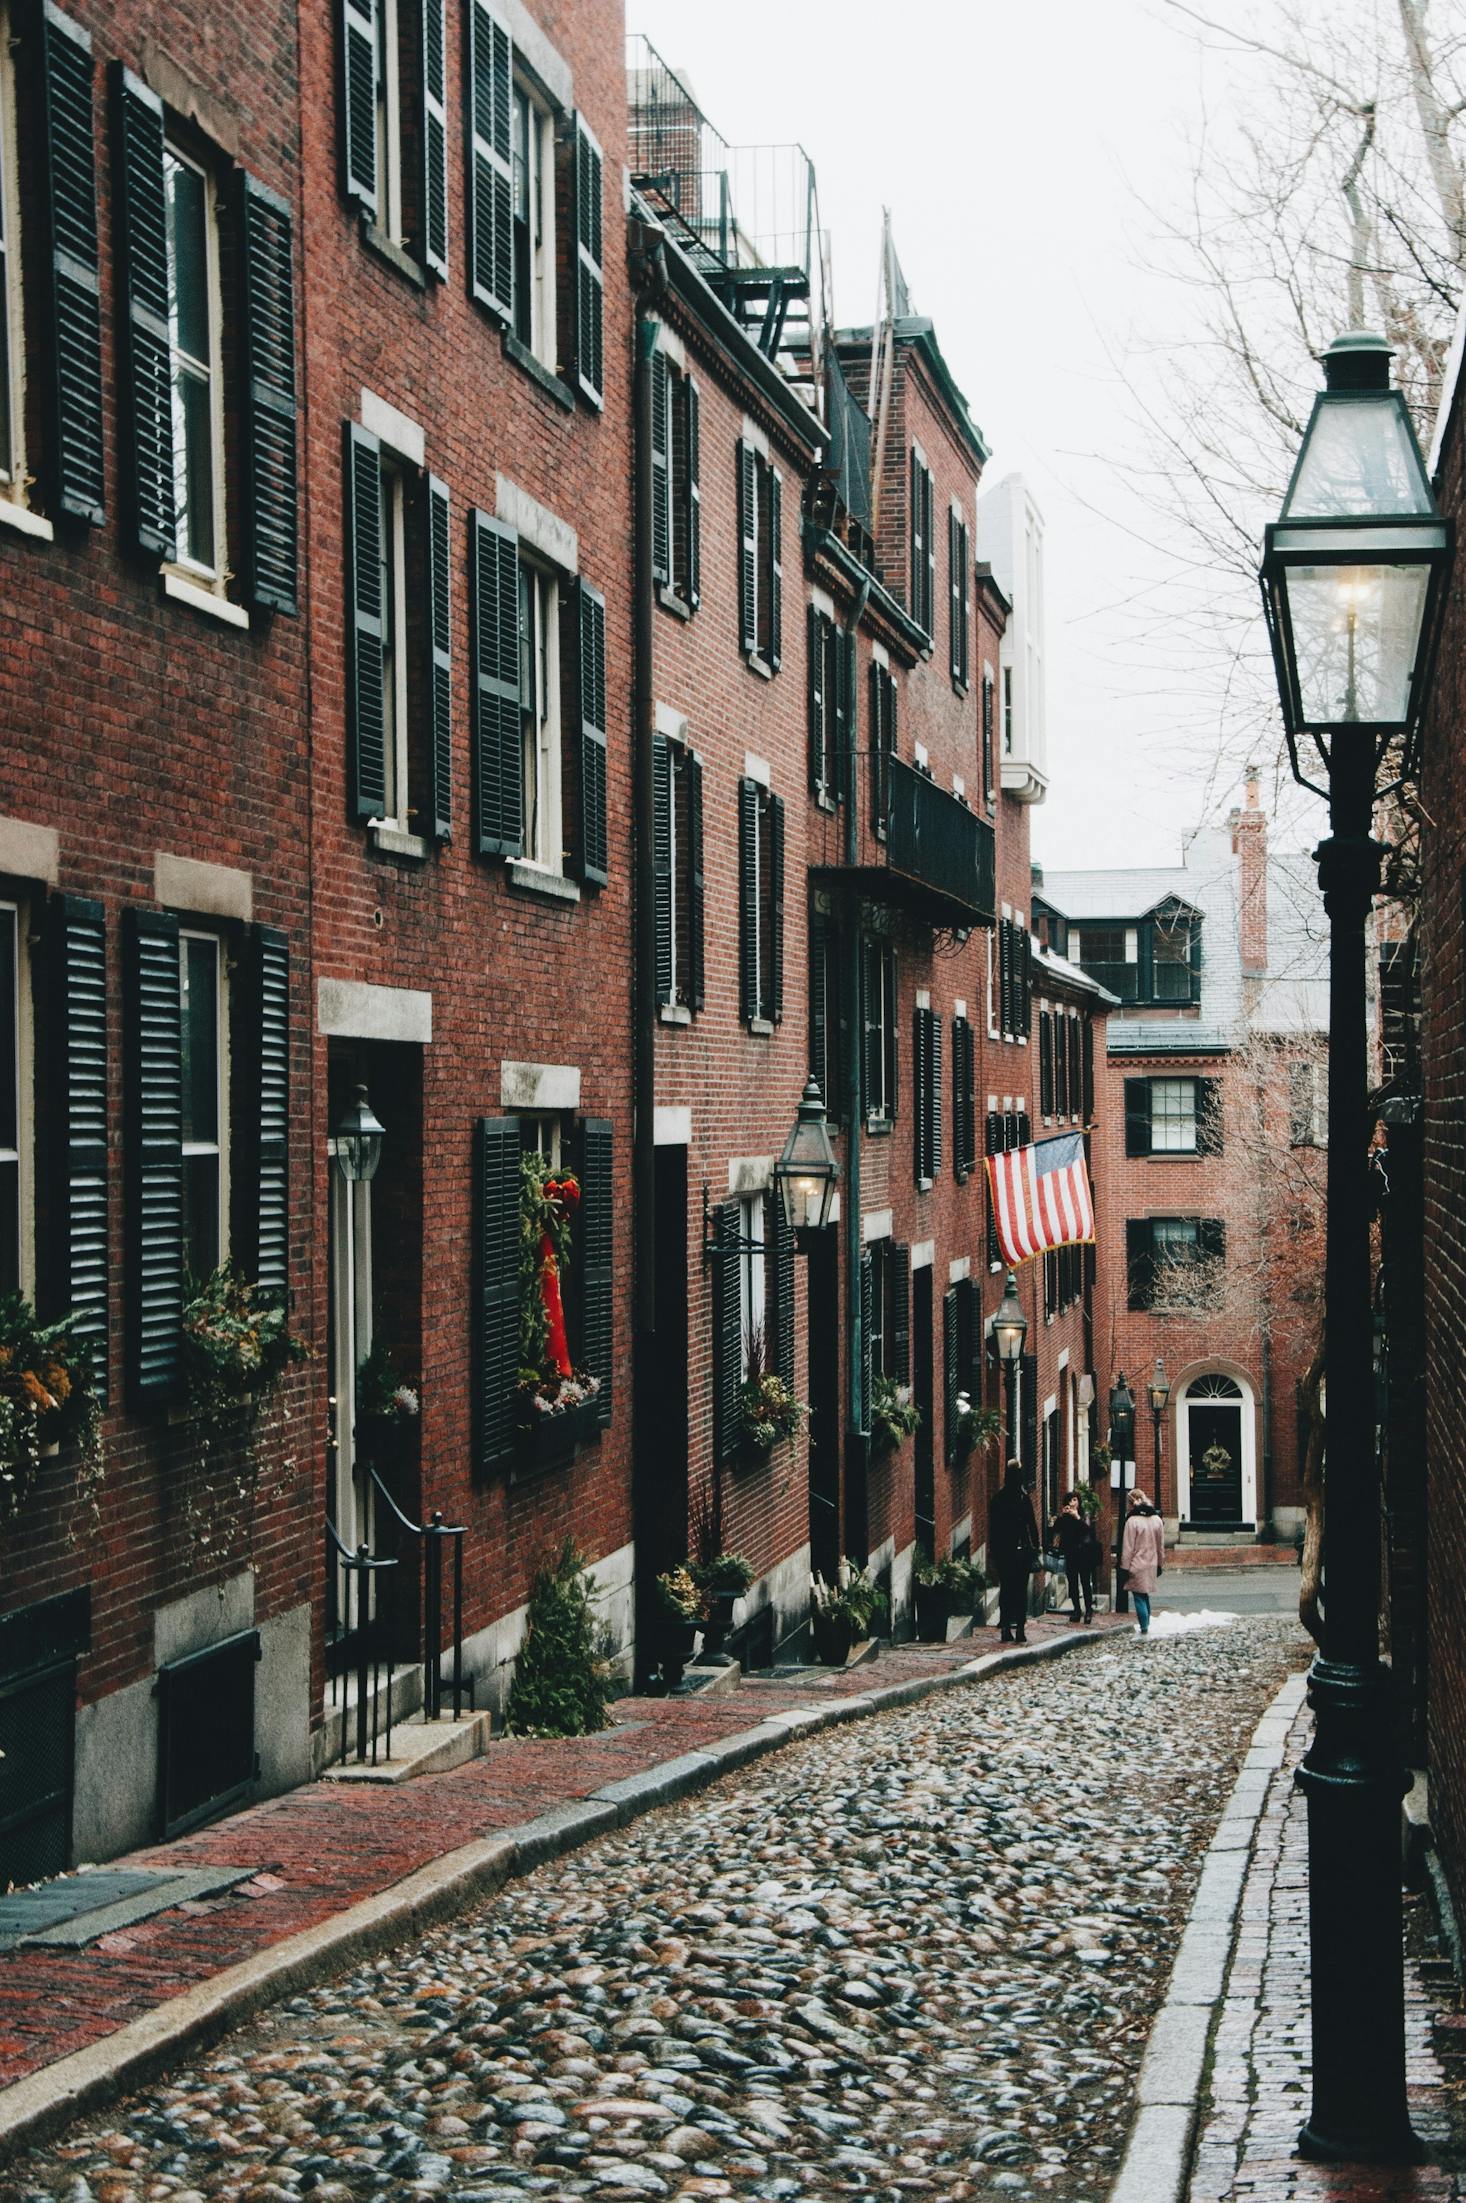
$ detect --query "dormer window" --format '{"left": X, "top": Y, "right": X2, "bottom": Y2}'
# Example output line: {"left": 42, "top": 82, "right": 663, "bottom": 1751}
{"left": 1071, "top": 906, "right": 1202, "bottom": 1007}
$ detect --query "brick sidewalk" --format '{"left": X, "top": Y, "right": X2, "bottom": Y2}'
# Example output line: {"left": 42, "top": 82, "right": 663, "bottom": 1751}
{"left": 1189, "top": 1708, "right": 1464, "bottom": 2202}
{"left": 0, "top": 1613, "right": 1114, "bottom": 2110}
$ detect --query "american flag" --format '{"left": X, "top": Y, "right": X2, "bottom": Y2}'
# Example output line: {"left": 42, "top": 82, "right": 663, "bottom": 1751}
{"left": 986, "top": 1131, "right": 1095, "bottom": 1266}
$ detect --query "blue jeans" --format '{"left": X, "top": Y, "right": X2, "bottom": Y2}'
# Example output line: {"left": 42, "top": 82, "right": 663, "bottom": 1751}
{"left": 1132, "top": 1591, "right": 1152, "bottom": 1633}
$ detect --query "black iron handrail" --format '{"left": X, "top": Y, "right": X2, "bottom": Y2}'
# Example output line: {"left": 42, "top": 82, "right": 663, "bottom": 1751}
{"left": 364, "top": 1464, "right": 467, "bottom": 1722}
{"left": 324, "top": 1519, "right": 398, "bottom": 1767}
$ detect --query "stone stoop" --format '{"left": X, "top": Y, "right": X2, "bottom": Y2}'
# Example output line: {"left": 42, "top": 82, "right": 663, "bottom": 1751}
{"left": 322, "top": 1710, "right": 492, "bottom": 1785}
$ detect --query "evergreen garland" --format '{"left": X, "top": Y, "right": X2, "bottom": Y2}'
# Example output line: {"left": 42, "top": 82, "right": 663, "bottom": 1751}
{"left": 504, "top": 1538, "right": 612, "bottom": 1736}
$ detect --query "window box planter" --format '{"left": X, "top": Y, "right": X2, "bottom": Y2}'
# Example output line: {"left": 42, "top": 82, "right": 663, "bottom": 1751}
{"left": 811, "top": 1606, "right": 854, "bottom": 1668}
{"left": 521, "top": 1399, "right": 599, "bottom": 1469}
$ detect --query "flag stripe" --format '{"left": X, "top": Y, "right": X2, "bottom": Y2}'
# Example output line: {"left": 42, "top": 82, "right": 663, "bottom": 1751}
{"left": 985, "top": 1133, "right": 1095, "bottom": 1267}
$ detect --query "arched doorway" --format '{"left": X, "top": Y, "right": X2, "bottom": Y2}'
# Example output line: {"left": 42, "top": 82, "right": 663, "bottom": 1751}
{"left": 1177, "top": 1372, "right": 1257, "bottom": 1530}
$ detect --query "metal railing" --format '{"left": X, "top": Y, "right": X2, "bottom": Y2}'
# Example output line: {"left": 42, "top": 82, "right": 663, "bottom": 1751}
{"left": 365, "top": 1464, "right": 467, "bottom": 1722}
{"left": 884, "top": 756, "right": 997, "bottom": 926}
{"left": 324, "top": 1521, "right": 398, "bottom": 1767}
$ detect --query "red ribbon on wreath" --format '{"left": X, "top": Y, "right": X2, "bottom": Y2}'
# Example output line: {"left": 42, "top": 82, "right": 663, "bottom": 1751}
{"left": 539, "top": 1176, "right": 580, "bottom": 1379}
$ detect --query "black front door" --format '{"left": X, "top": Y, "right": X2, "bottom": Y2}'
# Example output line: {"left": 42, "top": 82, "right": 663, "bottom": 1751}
{"left": 806, "top": 1228, "right": 841, "bottom": 1586}
{"left": 913, "top": 1267, "right": 935, "bottom": 1558}
{"left": 634, "top": 1144, "right": 690, "bottom": 1685}
{"left": 1188, "top": 1403, "right": 1243, "bottom": 1522}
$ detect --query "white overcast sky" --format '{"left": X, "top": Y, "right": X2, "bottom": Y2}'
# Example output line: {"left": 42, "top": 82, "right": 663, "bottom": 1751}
{"left": 629, "top": 0, "right": 1295, "bottom": 869}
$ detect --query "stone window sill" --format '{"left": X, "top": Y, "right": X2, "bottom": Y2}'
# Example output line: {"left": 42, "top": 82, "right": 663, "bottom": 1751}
{"left": 360, "top": 219, "right": 428, "bottom": 290}
{"left": 748, "top": 1016, "right": 774, "bottom": 1037}
{"left": 659, "top": 1003, "right": 692, "bottom": 1026}
{"left": 656, "top": 583, "right": 693, "bottom": 621}
{"left": 0, "top": 496, "right": 54, "bottom": 543}
{"left": 162, "top": 569, "right": 249, "bottom": 629}
{"left": 866, "top": 1115, "right": 893, "bottom": 1137}
{"left": 368, "top": 822, "right": 430, "bottom": 862}
{"left": 503, "top": 330, "right": 575, "bottom": 411}
{"left": 508, "top": 862, "right": 581, "bottom": 905}
{"left": 743, "top": 651, "right": 774, "bottom": 681}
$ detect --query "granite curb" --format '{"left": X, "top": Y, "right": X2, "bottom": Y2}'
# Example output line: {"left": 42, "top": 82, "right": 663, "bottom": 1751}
{"left": 1107, "top": 1665, "right": 1311, "bottom": 2203}
{"left": 0, "top": 1620, "right": 1112, "bottom": 2169}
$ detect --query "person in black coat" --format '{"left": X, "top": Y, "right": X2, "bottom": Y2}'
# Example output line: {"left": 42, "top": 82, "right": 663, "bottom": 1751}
{"left": 990, "top": 1459, "right": 1040, "bottom": 1643}
{"left": 1048, "top": 1491, "right": 1094, "bottom": 1624}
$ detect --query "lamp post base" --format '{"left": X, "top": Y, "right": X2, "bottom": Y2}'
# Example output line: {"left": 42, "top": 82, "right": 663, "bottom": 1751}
{"left": 1295, "top": 1654, "right": 1420, "bottom": 2165}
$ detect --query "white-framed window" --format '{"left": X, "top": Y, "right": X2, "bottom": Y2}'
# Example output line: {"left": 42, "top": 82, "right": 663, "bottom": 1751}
{"left": 1002, "top": 665, "right": 1014, "bottom": 755}
{"left": 739, "top": 1191, "right": 766, "bottom": 1378}
{"left": 180, "top": 930, "right": 228, "bottom": 1281}
{"left": 863, "top": 938, "right": 897, "bottom": 1123}
{"left": 0, "top": 897, "right": 33, "bottom": 1299}
{"left": 1149, "top": 1078, "right": 1197, "bottom": 1153}
{"left": 518, "top": 558, "right": 563, "bottom": 873}
{"left": 520, "top": 1113, "right": 564, "bottom": 1169}
{"left": 512, "top": 81, "right": 555, "bottom": 366}
{"left": 378, "top": 457, "right": 409, "bottom": 826}
{"left": 0, "top": 1, "right": 27, "bottom": 507}
{"left": 164, "top": 143, "right": 226, "bottom": 583}
{"left": 374, "top": 0, "right": 404, "bottom": 242}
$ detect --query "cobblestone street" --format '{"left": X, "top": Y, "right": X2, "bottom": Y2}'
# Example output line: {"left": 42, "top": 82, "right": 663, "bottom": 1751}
{"left": 3, "top": 1618, "right": 1304, "bottom": 2203}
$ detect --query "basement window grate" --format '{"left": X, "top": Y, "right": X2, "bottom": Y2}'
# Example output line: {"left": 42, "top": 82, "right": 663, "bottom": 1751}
{"left": 156, "top": 1628, "right": 261, "bottom": 1840}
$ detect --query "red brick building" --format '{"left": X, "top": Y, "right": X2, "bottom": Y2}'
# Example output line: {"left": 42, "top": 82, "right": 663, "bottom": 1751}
{"left": 1037, "top": 782, "right": 1327, "bottom": 1546}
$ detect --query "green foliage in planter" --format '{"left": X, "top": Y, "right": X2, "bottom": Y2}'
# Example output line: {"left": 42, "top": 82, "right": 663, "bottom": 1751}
{"left": 180, "top": 1266, "right": 310, "bottom": 1562}
{"left": 355, "top": 1338, "right": 419, "bottom": 1427}
{"left": 812, "top": 1557, "right": 887, "bottom": 1637}
{"left": 692, "top": 1551, "right": 755, "bottom": 1597}
{"left": 0, "top": 1290, "right": 103, "bottom": 1538}
{"left": 739, "top": 1322, "right": 807, "bottom": 1452}
{"left": 656, "top": 1565, "right": 702, "bottom": 1624}
{"left": 1075, "top": 1483, "right": 1102, "bottom": 1525}
{"left": 952, "top": 1391, "right": 1003, "bottom": 1454}
{"left": 871, "top": 1372, "right": 920, "bottom": 1452}
{"left": 504, "top": 1538, "right": 612, "bottom": 1737}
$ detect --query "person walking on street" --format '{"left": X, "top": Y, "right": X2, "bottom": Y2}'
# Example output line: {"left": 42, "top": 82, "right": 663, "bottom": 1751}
{"left": 1121, "top": 1489, "right": 1166, "bottom": 1635}
{"left": 1048, "top": 1491, "right": 1089, "bottom": 1624}
{"left": 991, "top": 1458, "right": 1040, "bottom": 1644}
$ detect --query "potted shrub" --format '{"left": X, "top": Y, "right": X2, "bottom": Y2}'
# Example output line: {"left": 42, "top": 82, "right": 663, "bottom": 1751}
{"left": 912, "top": 1550, "right": 949, "bottom": 1641}
{"left": 739, "top": 1324, "right": 807, "bottom": 1458}
{"left": 871, "top": 1373, "right": 920, "bottom": 1455}
{"left": 810, "top": 1559, "right": 888, "bottom": 1666}
{"left": 354, "top": 1339, "right": 420, "bottom": 1464}
{"left": 951, "top": 1391, "right": 1003, "bottom": 1457}
{"left": 692, "top": 1551, "right": 754, "bottom": 1660}
{"left": 0, "top": 1291, "right": 103, "bottom": 1539}
{"left": 655, "top": 1565, "right": 702, "bottom": 1689}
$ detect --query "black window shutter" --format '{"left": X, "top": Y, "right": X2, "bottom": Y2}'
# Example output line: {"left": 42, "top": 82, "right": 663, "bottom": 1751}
{"left": 467, "top": 0, "right": 513, "bottom": 321}
{"left": 952, "top": 1017, "right": 965, "bottom": 1180}
{"left": 1016, "top": 1110, "right": 1031, "bottom": 1147}
{"left": 572, "top": 582, "right": 609, "bottom": 886}
{"left": 573, "top": 113, "right": 604, "bottom": 406}
{"left": 1021, "top": 1351, "right": 1038, "bottom": 1484}
{"left": 942, "top": 1287, "right": 958, "bottom": 1463}
{"left": 1040, "top": 1010, "right": 1054, "bottom": 1116}
{"left": 890, "top": 1245, "right": 910, "bottom": 1387}
{"left": 768, "top": 467, "right": 784, "bottom": 670}
{"left": 860, "top": 938, "right": 875, "bottom": 1116}
{"left": 424, "top": 474, "right": 453, "bottom": 839}
{"left": 123, "top": 906, "right": 182, "bottom": 1408}
{"left": 981, "top": 672, "right": 994, "bottom": 804}
{"left": 807, "top": 604, "right": 825, "bottom": 794}
{"left": 884, "top": 948, "right": 899, "bottom": 1124}
{"left": 112, "top": 66, "right": 173, "bottom": 558}
{"left": 769, "top": 792, "right": 785, "bottom": 1023}
{"left": 470, "top": 509, "right": 523, "bottom": 857}
{"left": 1190, "top": 920, "right": 1203, "bottom": 1002}
{"left": 578, "top": 1119, "right": 613, "bottom": 1424}
{"left": 230, "top": 925, "right": 289, "bottom": 1300}
{"left": 1126, "top": 1218, "right": 1154, "bottom": 1312}
{"left": 1124, "top": 1077, "right": 1151, "bottom": 1157}
{"left": 868, "top": 665, "right": 883, "bottom": 829}
{"left": 474, "top": 1116, "right": 520, "bottom": 1472}
{"left": 910, "top": 449, "right": 923, "bottom": 628}
{"left": 738, "top": 778, "right": 759, "bottom": 1023}
{"left": 930, "top": 1011, "right": 943, "bottom": 1176}
{"left": 652, "top": 733, "right": 673, "bottom": 1007}
{"left": 39, "top": 2, "right": 105, "bottom": 526}
{"left": 998, "top": 919, "right": 1013, "bottom": 1036}
{"left": 1055, "top": 1014, "right": 1069, "bottom": 1117}
{"left": 344, "top": 422, "right": 386, "bottom": 823}
{"left": 858, "top": 1245, "right": 873, "bottom": 1437}
{"left": 959, "top": 1276, "right": 980, "bottom": 1398}
{"left": 1196, "top": 1077, "right": 1223, "bottom": 1155}
{"left": 420, "top": 0, "right": 448, "bottom": 276}
{"left": 41, "top": 896, "right": 108, "bottom": 1403}
{"left": 1082, "top": 1017, "right": 1094, "bottom": 1120}
{"left": 1018, "top": 929, "right": 1032, "bottom": 1035}
{"left": 959, "top": 524, "right": 970, "bottom": 687}
{"left": 949, "top": 508, "right": 961, "bottom": 684}
{"left": 913, "top": 1006, "right": 930, "bottom": 1182}
{"left": 240, "top": 173, "right": 299, "bottom": 616}
{"left": 1200, "top": 1217, "right": 1227, "bottom": 1263}
{"left": 712, "top": 1199, "right": 741, "bottom": 1461}
{"left": 736, "top": 441, "right": 757, "bottom": 654}
{"left": 687, "top": 751, "right": 705, "bottom": 1011}
{"left": 772, "top": 1196, "right": 796, "bottom": 1387}
{"left": 963, "top": 1018, "right": 978, "bottom": 1176}
{"left": 650, "top": 350, "right": 670, "bottom": 584}
{"left": 924, "top": 468, "right": 936, "bottom": 639}
{"left": 685, "top": 375, "right": 702, "bottom": 608}
{"left": 339, "top": 0, "right": 378, "bottom": 213}
{"left": 809, "top": 908, "right": 828, "bottom": 1106}
{"left": 842, "top": 630, "right": 856, "bottom": 806}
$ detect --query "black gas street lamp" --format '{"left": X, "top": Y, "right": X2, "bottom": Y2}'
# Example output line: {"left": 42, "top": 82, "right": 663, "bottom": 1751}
{"left": 774, "top": 1074, "right": 840, "bottom": 1235}
{"left": 993, "top": 1269, "right": 1027, "bottom": 1468}
{"left": 1109, "top": 1372, "right": 1135, "bottom": 1615}
{"left": 1260, "top": 330, "right": 1453, "bottom": 2165}
{"left": 1148, "top": 1357, "right": 1170, "bottom": 1516}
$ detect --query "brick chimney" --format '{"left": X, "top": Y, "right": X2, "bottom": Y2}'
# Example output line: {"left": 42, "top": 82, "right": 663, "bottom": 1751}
{"left": 1229, "top": 768, "right": 1268, "bottom": 977}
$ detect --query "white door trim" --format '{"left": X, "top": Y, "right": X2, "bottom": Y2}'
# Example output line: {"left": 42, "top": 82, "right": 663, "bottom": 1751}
{"left": 1176, "top": 1371, "right": 1257, "bottom": 1526}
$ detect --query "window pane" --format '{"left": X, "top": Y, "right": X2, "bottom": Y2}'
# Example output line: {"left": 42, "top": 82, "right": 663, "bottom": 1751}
{"left": 1149, "top": 1078, "right": 1196, "bottom": 1152}
{"left": 1153, "top": 923, "right": 1194, "bottom": 1001}
{"left": 180, "top": 937, "right": 219, "bottom": 1147}
{"left": 176, "top": 367, "right": 215, "bottom": 568}
{"left": 1152, "top": 1217, "right": 1199, "bottom": 1261}
{"left": 182, "top": 1152, "right": 220, "bottom": 1282}
{"left": 166, "top": 156, "right": 209, "bottom": 367}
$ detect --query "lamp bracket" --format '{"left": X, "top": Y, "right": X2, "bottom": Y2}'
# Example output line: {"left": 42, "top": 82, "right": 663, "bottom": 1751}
{"left": 701, "top": 1182, "right": 768, "bottom": 1266}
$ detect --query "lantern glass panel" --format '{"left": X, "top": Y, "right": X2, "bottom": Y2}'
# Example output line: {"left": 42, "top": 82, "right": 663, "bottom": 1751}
{"left": 1282, "top": 396, "right": 1433, "bottom": 521}
{"left": 1284, "top": 562, "right": 1430, "bottom": 726}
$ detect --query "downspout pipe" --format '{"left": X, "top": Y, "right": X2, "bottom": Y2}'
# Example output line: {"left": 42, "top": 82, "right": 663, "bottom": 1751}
{"left": 844, "top": 576, "right": 872, "bottom": 1551}
{"left": 631, "top": 227, "right": 668, "bottom": 1342}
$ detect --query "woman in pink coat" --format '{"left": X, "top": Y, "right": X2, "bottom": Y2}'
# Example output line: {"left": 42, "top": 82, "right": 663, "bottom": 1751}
{"left": 1121, "top": 1491, "right": 1166, "bottom": 1635}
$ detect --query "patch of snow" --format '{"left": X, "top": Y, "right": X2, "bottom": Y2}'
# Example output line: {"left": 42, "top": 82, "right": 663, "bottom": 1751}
{"left": 1145, "top": 1609, "right": 1238, "bottom": 1637}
